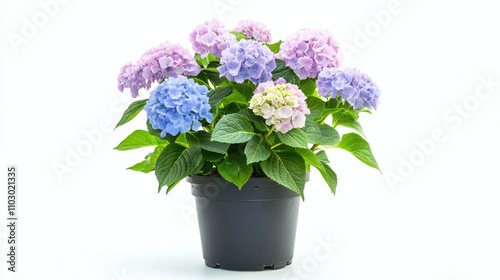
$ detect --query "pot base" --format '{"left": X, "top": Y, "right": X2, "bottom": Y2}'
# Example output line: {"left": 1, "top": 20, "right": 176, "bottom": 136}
{"left": 204, "top": 259, "right": 292, "bottom": 271}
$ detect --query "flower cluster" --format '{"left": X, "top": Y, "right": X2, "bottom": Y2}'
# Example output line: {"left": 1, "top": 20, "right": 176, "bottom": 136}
{"left": 234, "top": 20, "right": 272, "bottom": 43}
{"left": 278, "top": 29, "right": 340, "bottom": 79}
{"left": 218, "top": 40, "right": 276, "bottom": 84}
{"left": 249, "top": 78, "right": 310, "bottom": 133}
{"left": 117, "top": 42, "right": 201, "bottom": 98}
{"left": 115, "top": 19, "right": 382, "bottom": 198}
{"left": 189, "top": 19, "right": 236, "bottom": 58}
{"left": 117, "top": 62, "right": 145, "bottom": 98}
{"left": 317, "top": 68, "right": 381, "bottom": 109}
{"left": 145, "top": 76, "right": 213, "bottom": 137}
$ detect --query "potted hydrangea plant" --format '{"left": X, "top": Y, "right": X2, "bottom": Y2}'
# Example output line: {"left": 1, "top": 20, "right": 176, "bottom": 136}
{"left": 115, "top": 19, "right": 381, "bottom": 271}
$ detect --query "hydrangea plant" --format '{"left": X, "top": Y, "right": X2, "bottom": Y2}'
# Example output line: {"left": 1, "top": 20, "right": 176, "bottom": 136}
{"left": 114, "top": 19, "right": 381, "bottom": 198}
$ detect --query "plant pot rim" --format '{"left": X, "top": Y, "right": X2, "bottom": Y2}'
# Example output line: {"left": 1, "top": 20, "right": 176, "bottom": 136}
{"left": 188, "top": 173, "right": 309, "bottom": 200}
{"left": 187, "top": 172, "right": 310, "bottom": 185}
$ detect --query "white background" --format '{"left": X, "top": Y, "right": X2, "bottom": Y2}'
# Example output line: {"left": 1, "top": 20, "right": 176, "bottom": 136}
{"left": 1, "top": 0, "right": 499, "bottom": 279}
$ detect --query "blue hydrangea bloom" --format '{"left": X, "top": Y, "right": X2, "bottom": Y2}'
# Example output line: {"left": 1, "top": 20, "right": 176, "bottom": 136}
{"left": 317, "top": 68, "right": 381, "bottom": 110}
{"left": 145, "top": 76, "right": 213, "bottom": 137}
{"left": 217, "top": 40, "right": 276, "bottom": 84}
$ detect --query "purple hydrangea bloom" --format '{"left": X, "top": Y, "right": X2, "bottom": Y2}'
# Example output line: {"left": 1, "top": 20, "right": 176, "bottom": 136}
{"left": 117, "top": 42, "right": 201, "bottom": 98}
{"left": 189, "top": 19, "right": 236, "bottom": 58}
{"left": 117, "top": 62, "right": 147, "bottom": 98}
{"left": 218, "top": 40, "right": 276, "bottom": 84}
{"left": 278, "top": 29, "right": 340, "bottom": 79}
{"left": 145, "top": 76, "right": 213, "bottom": 137}
{"left": 234, "top": 20, "right": 272, "bottom": 43}
{"left": 317, "top": 68, "right": 381, "bottom": 110}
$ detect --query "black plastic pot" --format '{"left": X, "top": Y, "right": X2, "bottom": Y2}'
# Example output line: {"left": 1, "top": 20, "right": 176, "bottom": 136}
{"left": 188, "top": 175, "right": 301, "bottom": 271}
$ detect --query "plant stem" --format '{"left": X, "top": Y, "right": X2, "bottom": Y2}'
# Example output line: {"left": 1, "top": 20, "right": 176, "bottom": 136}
{"left": 310, "top": 144, "right": 319, "bottom": 151}
{"left": 332, "top": 119, "right": 339, "bottom": 128}
{"left": 271, "top": 143, "right": 282, "bottom": 149}
{"left": 317, "top": 115, "right": 327, "bottom": 124}
{"left": 210, "top": 107, "right": 220, "bottom": 132}
{"left": 265, "top": 125, "right": 275, "bottom": 139}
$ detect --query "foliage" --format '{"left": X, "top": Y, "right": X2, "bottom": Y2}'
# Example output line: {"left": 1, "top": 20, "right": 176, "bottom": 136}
{"left": 114, "top": 20, "right": 381, "bottom": 199}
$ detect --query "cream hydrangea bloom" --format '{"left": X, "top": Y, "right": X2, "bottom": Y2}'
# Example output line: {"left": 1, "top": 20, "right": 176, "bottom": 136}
{"left": 249, "top": 78, "right": 310, "bottom": 133}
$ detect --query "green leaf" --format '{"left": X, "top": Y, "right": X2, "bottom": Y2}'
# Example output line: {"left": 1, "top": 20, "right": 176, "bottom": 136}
{"left": 115, "top": 99, "right": 147, "bottom": 129}
{"left": 191, "top": 77, "right": 210, "bottom": 88}
{"left": 359, "top": 108, "right": 373, "bottom": 114}
{"left": 194, "top": 53, "right": 205, "bottom": 67}
{"left": 208, "top": 86, "right": 233, "bottom": 109}
{"left": 194, "top": 53, "right": 218, "bottom": 68}
{"left": 207, "top": 53, "right": 219, "bottom": 63}
{"left": 198, "top": 161, "right": 214, "bottom": 175}
{"left": 223, "top": 102, "right": 246, "bottom": 115}
{"left": 322, "top": 98, "right": 340, "bottom": 116}
{"left": 265, "top": 40, "right": 282, "bottom": 54}
{"left": 221, "top": 91, "right": 248, "bottom": 105}
{"left": 198, "top": 68, "right": 224, "bottom": 86}
{"left": 299, "top": 78, "right": 317, "bottom": 96}
{"left": 331, "top": 108, "right": 365, "bottom": 137}
{"left": 232, "top": 81, "right": 256, "bottom": 101}
{"left": 306, "top": 96, "right": 326, "bottom": 121}
{"left": 260, "top": 151, "right": 306, "bottom": 198}
{"left": 212, "top": 113, "right": 255, "bottom": 143}
{"left": 186, "top": 131, "right": 230, "bottom": 154}
{"left": 340, "top": 119, "right": 365, "bottom": 137}
{"left": 127, "top": 146, "right": 165, "bottom": 173}
{"left": 175, "top": 134, "right": 188, "bottom": 147}
{"left": 146, "top": 119, "right": 162, "bottom": 138}
{"left": 277, "top": 129, "right": 309, "bottom": 148}
{"left": 303, "top": 119, "right": 340, "bottom": 146}
{"left": 201, "top": 150, "right": 225, "bottom": 162}
{"left": 296, "top": 149, "right": 323, "bottom": 171}
{"left": 272, "top": 59, "right": 300, "bottom": 85}
{"left": 336, "top": 133, "right": 379, "bottom": 170}
{"left": 296, "top": 149, "right": 337, "bottom": 194}
{"left": 217, "top": 154, "right": 253, "bottom": 189}
{"left": 244, "top": 135, "right": 272, "bottom": 164}
{"left": 114, "top": 130, "right": 168, "bottom": 151}
{"left": 146, "top": 120, "right": 178, "bottom": 143}
{"left": 316, "top": 150, "right": 330, "bottom": 163}
{"left": 319, "top": 162, "right": 338, "bottom": 195}
{"left": 238, "top": 109, "right": 269, "bottom": 132}
{"left": 203, "top": 68, "right": 220, "bottom": 74}
{"left": 230, "top": 31, "right": 249, "bottom": 41}
{"left": 272, "top": 59, "right": 287, "bottom": 73}
{"left": 155, "top": 144, "right": 204, "bottom": 193}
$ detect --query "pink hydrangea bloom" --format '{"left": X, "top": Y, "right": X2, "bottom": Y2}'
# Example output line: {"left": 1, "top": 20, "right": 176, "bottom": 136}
{"left": 278, "top": 29, "right": 340, "bottom": 79}
{"left": 189, "top": 19, "right": 236, "bottom": 58}
{"left": 117, "top": 42, "right": 200, "bottom": 98}
{"left": 234, "top": 20, "right": 272, "bottom": 43}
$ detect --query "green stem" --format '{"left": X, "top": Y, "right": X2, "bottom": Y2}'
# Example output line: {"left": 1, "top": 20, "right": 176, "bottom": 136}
{"left": 210, "top": 107, "right": 220, "bottom": 132}
{"left": 332, "top": 119, "right": 340, "bottom": 128}
{"left": 310, "top": 144, "right": 319, "bottom": 151}
{"left": 265, "top": 125, "right": 275, "bottom": 139}
{"left": 317, "top": 115, "right": 328, "bottom": 124}
{"left": 271, "top": 143, "right": 283, "bottom": 149}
